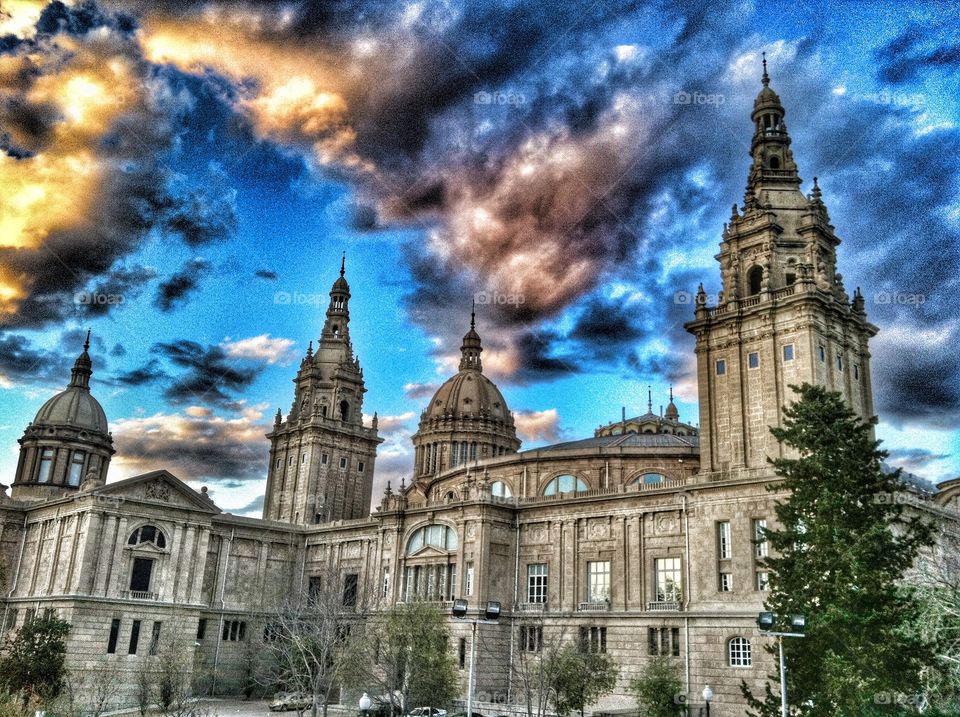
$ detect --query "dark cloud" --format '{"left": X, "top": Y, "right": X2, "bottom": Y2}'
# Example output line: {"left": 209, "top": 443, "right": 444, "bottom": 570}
{"left": 0, "top": 5, "right": 237, "bottom": 329}
{"left": 0, "top": 329, "right": 108, "bottom": 388}
{"left": 254, "top": 269, "right": 278, "bottom": 280}
{"left": 114, "top": 359, "right": 166, "bottom": 387}
{"left": 876, "top": 24, "right": 960, "bottom": 84}
{"left": 79, "top": 265, "right": 158, "bottom": 318}
{"left": 155, "top": 258, "right": 213, "bottom": 312}
{"left": 153, "top": 340, "right": 261, "bottom": 408}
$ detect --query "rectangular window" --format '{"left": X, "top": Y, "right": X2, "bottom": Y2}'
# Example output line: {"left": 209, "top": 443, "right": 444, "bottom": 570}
{"left": 107, "top": 618, "right": 121, "bottom": 654}
{"left": 129, "top": 557, "right": 154, "bottom": 593}
{"left": 308, "top": 576, "right": 322, "bottom": 601}
{"left": 748, "top": 352, "right": 760, "bottom": 369}
{"left": 275, "top": 458, "right": 280, "bottom": 469}
{"left": 321, "top": 453, "right": 328, "bottom": 465}
{"left": 196, "top": 618, "right": 207, "bottom": 641}
{"left": 671, "top": 627, "right": 680, "bottom": 657}
{"left": 465, "top": 563, "right": 474, "bottom": 596}
{"left": 37, "top": 449, "right": 54, "bottom": 483}
{"left": 837, "top": 353, "right": 843, "bottom": 370}
{"left": 287, "top": 456, "right": 293, "bottom": 466}
{"left": 756, "top": 572, "right": 770, "bottom": 591}
{"left": 527, "top": 563, "right": 548, "bottom": 604}
{"left": 647, "top": 627, "right": 658, "bottom": 655}
{"left": 520, "top": 625, "right": 543, "bottom": 652}
{"left": 716, "top": 359, "right": 726, "bottom": 375}
{"left": 655, "top": 558, "right": 682, "bottom": 602}
{"left": 717, "top": 521, "right": 732, "bottom": 560}
{"left": 854, "top": 364, "right": 860, "bottom": 380}
{"left": 753, "top": 519, "right": 768, "bottom": 558}
{"left": 67, "top": 450, "right": 85, "bottom": 486}
{"left": 586, "top": 561, "right": 611, "bottom": 603}
{"left": 343, "top": 574, "right": 359, "bottom": 607}
{"left": 587, "top": 626, "right": 607, "bottom": 653}
{"left": 149, "top": 621, "right": 161, "bottom": 656}
{"left": 128, "top": 619, "right": 141, "bottom": 654}
{"left": 719, "top": 573, "right": 733, "bottom": 592}
{"left": 339, "top": 457, "right": 347, "bottom": 469}
{"left": 358, "top": 461, "right": 365, "bottom": 472}
{"left": 301, "top": 454, "right": 307, "bottom": 464}
{"left": 818, "top": 345, "right": 826, "bottom": 362}
{"left": 783, "top": 344, "right": 794, "bottom": 361}
{"left": 382, "top": 567, "right": 390, "bottom": 599}
{"left": 459, "top": 638, "right": 467, "bottom": 670}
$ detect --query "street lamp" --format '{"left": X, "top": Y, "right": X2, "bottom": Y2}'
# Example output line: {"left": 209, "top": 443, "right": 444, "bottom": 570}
{"left": 452, "top": 600, "right": 501, "bottom": 717}
{"left": 758, "top": 612, "right": 807, "bottom": 717}
{"left": 702, "top": 685, "right": 713, "bottom": 717}
{"left": 359, "top": 692, "right": 371, "bottom": 717}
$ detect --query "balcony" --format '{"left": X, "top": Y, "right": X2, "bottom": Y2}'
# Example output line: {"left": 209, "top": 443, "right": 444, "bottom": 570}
{"left": 123, "top": 590, "right": 157, "bottom": 601}
{"left": 516, "top": 602, "right": 547, "bottom": 613}
{"left": 578, "top": 601, "right": 611, "bottom": 612}
{"left": 646, "top": 601, "right": 683, "bottom": 612}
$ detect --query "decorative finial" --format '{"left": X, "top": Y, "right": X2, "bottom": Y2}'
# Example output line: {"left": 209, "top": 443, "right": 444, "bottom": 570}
{"left": 340, "top": 252, "right": 345, "bottom": 277}
{"left": 812, "top": 176, "right": 823, "bottom": 203}
{"left": 83, "top": 329, "right": 91, "bottom": 352}
{"left": 647, "top": 385, "right": 652, "bottom": 413}
{"left": 669, "top": 385, "right": 674, "bottom": 402}
{"left": 762, "top": 51, "right": 769, "bottom": 86}
{"left": 306, "top": 340, "right": 313, "bottom": 357}
{"left": 471, "top": 298, "right": 476, "bottom": 329}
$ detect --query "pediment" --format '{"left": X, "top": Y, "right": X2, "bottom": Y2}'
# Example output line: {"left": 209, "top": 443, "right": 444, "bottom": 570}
{"left": 407, "top": 545, "right": 452, "bottom": 559}
{"left": 93, "top": 469, "right": 221, "bottom": 514}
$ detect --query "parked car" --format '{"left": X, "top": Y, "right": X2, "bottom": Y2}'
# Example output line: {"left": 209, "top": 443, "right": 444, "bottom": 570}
{"left": 270, "top": 692, "right": 314, "bottom": 712}
{"left": 407, "top": 708, "right": 447, "bottom": 717}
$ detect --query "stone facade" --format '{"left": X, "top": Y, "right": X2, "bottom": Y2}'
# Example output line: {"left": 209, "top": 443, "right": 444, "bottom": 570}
{"left": 1, "top": 69, "right": 959, "bottom": 717}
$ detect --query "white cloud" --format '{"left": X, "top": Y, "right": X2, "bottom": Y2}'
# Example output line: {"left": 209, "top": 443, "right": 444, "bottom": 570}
{"left": 220, "top": 334, "right": 298, "bottom": 365}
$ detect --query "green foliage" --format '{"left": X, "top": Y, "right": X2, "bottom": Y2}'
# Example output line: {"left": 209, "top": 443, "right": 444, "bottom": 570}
{"left": 0, "top": 614, "right": 71, "bottom": 701}
{"left": 380, "top": 601, "right": 459, "bottom": 712}
{"left": 743, "top": 384, "right": 936, "bottom": 717}
{"left": 546, "top": 645, "right": 617, "bottom": 717}
{"left": 628, "top": 657, "right": 685, "bottom": 717}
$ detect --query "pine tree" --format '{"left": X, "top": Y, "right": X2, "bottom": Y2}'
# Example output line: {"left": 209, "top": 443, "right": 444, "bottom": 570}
{"left": 743, "top": 384, "right": 935, "bottom": 716}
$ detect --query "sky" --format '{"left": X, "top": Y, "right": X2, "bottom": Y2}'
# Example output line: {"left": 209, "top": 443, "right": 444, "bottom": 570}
{"left": 0, "top": 0, "right": 958, "bottom": 516}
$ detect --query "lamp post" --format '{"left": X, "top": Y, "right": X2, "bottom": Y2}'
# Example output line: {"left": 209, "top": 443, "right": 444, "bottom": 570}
{"left": 452, "top": 599, "right": 501, "bottom": 717}
{"left": 758, "top": 612, "right": 807, "bottom": 717}
{"left": 359, "top": 693, "right": 372, "bottom": 717}
{"left": 702, "top": 685, "right": 713, "bottom": 717}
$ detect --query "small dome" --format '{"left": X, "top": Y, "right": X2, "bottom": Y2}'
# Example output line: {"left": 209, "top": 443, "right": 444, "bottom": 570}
{"left": 425, "top": 370, "right": 510, "bottom": 420}
{"left": 34, "top": 387, "right": 109, "bottom": 434}
{"left": 331, "top": 275, "right": 350, "bottom": 293}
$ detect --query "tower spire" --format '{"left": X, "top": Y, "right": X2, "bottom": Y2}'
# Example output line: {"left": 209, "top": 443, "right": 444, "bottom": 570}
{"left": 459, "top": 307, "right": 483, "bottom": 372}
{"left": 647, "top": 385, "right": 652, "bottom": 413}
{"left": 83, "top": 329, "right": 91, "bottom": 352}
{"left": 69, "top": 331, "right": 93, "bottom": 390}
{"left": 340, "top": 252, "right": 345, "bottom": 277}
{"left": 762, "top": 51, "right": 769, "bottom": 86}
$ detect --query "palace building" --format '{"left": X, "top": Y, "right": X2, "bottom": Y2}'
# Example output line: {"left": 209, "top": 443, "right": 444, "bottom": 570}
{"left": 1, "top": 69, "right": 958, "bottom": 716}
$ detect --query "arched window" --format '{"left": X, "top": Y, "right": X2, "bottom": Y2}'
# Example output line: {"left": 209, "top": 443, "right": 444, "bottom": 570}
{"left": 128, "top": 525, "right": 167, "bottom": 549}
{"left": 632, "top": 472, "right": 666, "bottom": 486}
{"left": 748, "top": 266, "right": 763, "bottom": 296}
{"left": 768, "top": 155, "right": 780, "bottom": 169}
{"left": 67, "top": 450, "right": 86, "bottom": 486}
{"left": 406, "top": 525, "right": 458, "bottom": 554}
{"left": 728, "top": 637, "right": 752, "bottom": 667}
{"left": 543, "top": 474, "right": 588, "bottom": 496}
{"left": 339, "top": 400, "right": 349, "bottom": 421}
{"left": 490, "top": 481, "right": 513, "bottom": 498}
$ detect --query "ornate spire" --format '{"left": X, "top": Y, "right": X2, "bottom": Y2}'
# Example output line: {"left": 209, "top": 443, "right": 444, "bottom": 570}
{"left": 665, "top": 385, "right": 679, "bottom": 421}
{"left": 762, "top": 51, "right": 769, "bottom": 86}
{"left": 459, "top": 306, "right": 483, "bottom": 372}
{"left": 647, "top": 385, "right": 652, "bottom": 414}
{"left": 745, "top": 53, "right": 801, "bottom": 199}
{"left": 69, "top": 330, "right": 93, "bottom": 390}
{"left": 340, "top": 252, "right": 346, "bottom": 277}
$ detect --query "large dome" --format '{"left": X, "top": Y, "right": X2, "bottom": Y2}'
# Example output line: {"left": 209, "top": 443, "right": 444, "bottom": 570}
{"left": 34, "top": 386, "right": 109, "bottom": 434}
{"left": 425, "top": 370, "right": 510, "bottom": 420}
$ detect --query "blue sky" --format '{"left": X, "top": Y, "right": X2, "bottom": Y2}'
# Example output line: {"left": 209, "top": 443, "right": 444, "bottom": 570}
{"left": 1, "top": 0, "right": 958, "bottom": 515}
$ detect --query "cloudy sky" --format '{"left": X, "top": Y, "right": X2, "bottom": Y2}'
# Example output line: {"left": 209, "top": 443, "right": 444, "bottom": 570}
{"left": 1, "top": 0, "right": 958, "bottom": 515}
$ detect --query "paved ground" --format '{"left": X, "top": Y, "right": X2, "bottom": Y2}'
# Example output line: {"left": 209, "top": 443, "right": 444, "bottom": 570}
{"left": 197, "top": 699, "right": 357, "bottom": 717}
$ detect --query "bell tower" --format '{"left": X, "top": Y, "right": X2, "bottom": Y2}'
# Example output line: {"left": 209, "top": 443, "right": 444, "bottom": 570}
{"left": 685, "top": 58, "right": 878, "bottom": 474}
{"left": 262, "top": 257, "right": 382, "bottom": 524}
